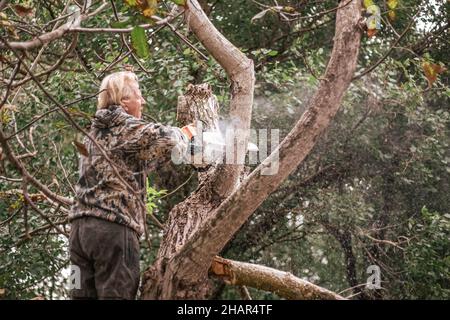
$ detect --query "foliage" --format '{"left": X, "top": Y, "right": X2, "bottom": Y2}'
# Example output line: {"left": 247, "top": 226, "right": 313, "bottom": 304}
{"left": 400, "top": 207, "right": 450, "bottom": 299}
{"left": 146, "top": 179, "right": 167, "bottom": 215}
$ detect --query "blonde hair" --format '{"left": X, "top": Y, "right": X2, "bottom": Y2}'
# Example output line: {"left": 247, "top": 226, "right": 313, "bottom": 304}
{"left": 97, "top": 71, "right": 139, "bottom": 109}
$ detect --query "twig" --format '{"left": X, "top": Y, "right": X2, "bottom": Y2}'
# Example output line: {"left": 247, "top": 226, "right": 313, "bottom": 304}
{"left": 160, "top": 171, "right": 195, "bottom": 199}
{"left": 69, "top": 24, "right": 154, "bottom": 33}
{"left": 0, "top": 125, "right": 73, "bottom": 206}
{"left": 237, "top": 285, "right": 252, "bottom": 300}
{"left": 22, "top": 182, "right": 68, "bottom": 237}
{"left": 52, "top": 141, "right": 76, "bottom": 195}
{"left": 0, "top": 0, "right": 7, "bottom": 12}
{"left": 252, "top": 0, "right": 353, "bottom": 22}
{"left": 0, "top": 61, "right": 21, "bottom": 110}
{"left": 0, "top": 175, "right": 22, "bottom": 182}
{"left": 1, "top": 2, "right": 108, "bottom": 50}
{"left": 6, "top": 90, "right": 102, "bottom": 141}
{"left": 153, "top": 15, "right": 209, "bottom": 61}
{"left": 11, "top": 35, "right": 79, "bottom": 88}
{"left": 0, "top": 205, "right": 23, "bottom": 226}
{"left": 353, "top": 3, "right": 423, "bottom": 80}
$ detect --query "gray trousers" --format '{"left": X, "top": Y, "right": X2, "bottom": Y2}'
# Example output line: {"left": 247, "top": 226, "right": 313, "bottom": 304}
{"left": 69, "top": 216, "right": 140, "bottom": 299}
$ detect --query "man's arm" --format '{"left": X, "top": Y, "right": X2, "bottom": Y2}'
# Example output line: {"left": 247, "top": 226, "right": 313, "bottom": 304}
{"left": 118, "top": 119, "right": 190, "bottom": 165}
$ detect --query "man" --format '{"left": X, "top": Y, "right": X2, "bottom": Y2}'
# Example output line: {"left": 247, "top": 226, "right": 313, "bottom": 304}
{"left": 68, "top": 71, "right": 195, "bottom": 299}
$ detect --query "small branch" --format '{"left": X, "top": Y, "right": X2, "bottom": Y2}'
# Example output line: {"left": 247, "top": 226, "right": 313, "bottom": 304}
{"left": 1, "top": 2, "right": 108, "bottom": 50}
{"left": 159, "top": 171, "right": 194, "bottom": 200}
{"left": 22, "top": 182, "right": 69, "bottom": 238}
{"left": 52, "top": 141, "right": 76, "bottom": 195}
{"left": 7, "top": 90, "right": 101, "bottom": 141}
{"left": 252, "top": 0, "right": 353, "bottom": 22}
{"left": 69, "top": 24, "right": 153, "bottom": 33}
{"left": 0, "top": 61, "right": 21, "bottom": 110}
{"left": 353, "top": 3, "right": 422, "bottom": 80}
{"left": 0, "top": 127, "right": 73, "bottom": 206}
{"left": 237, "top": 285, "right": 252, "bottom": 300}
{"left": 22, "top": 183, "right": 30, "bottom": 239}
{"left": 0, "top": 0, "right": 7, "bottom": 12}
{"left": 210, "top": 257, "right": 346, "bottom": 300}
{"left": 109, "top": 0, "right": 149, "bottom": 75}
{"left": 357, "top": 229, "right": 405, "bottom": 251}
{"left": 152, "top": 14, "right": 208, "bottom": 61}
{"left": 409, "top": 22, "right": 449, "bottom": 55}
{"left": 0, "top": 205, "right": 23, "bottom": 227}
{"left": 17, "top": 218, "right": 68, "bottom": 242}
{"left": 11, "top": 35, "right": 79, "bottom": 88}
{"left": 0, "top": 175, "right": 23, "bottom": 182}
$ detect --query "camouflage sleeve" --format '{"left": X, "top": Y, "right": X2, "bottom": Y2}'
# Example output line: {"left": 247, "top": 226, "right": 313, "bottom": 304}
{"left": 118, "top": 120, "right": 189, "bottom": 165}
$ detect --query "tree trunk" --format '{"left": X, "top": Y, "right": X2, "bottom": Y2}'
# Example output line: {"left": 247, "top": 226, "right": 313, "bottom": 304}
{"left": 141, "top": 0, "right": 362, "bottom": 299}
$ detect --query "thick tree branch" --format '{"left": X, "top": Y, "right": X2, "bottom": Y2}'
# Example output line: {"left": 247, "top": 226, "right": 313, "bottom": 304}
{"left": 210, "top": 257, "right": 346, "bottom": 300}
{"left": 141, "top": 1, "right": 256, "bottom": 298}
{"left": 174, "top": 0, "right": 362, "bottom": 281}
{"left": 185, "top": 0, "right": 255, "bottom": 198}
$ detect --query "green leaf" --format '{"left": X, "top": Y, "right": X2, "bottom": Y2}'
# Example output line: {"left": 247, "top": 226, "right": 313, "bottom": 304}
{"left": 124, "top": 0, "right": 137, "bottom": 6}
{"left": 0, "top": 110, "right": 11, "bottom": 124}
{"left": 387, "top": 0, "right": 398, "bottom": 10}
{"left": 251, "top": 8, "right": 271, "bottom": 23}
{"left": 169, "top": 0, "right": 186, "bottom": 5}
{"left": 131, "top": 26, "right": 150, "bottom": 58}
{"left": 267, "top": 50, "right": 278, "bottom": 57}
{"left": 145, "top": 178, "right": 167, "bottom": 215}
{"left": 388, "top": 10, "right": 396, "bottom": 21}
{"left": 363, "top": 0, "right": 374, "bottom": 8}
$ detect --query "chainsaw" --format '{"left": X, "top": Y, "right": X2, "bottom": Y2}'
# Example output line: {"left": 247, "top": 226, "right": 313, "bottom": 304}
{"left": 181, "top": 124, "right": 258, "bottom": 164}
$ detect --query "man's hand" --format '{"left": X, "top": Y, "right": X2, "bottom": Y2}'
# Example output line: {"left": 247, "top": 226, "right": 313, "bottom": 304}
{"left": 181, "top": 123, "right": 197, "bottom": 140}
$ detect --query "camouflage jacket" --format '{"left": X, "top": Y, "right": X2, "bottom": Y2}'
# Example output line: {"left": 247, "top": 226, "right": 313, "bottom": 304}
{"left": 68, "top": 105, "right": 189, "bottom": 236}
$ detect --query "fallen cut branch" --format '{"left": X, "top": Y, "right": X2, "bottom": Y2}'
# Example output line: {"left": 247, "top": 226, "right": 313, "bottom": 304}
{"left": 210, "top": 257, "right": 346, "bottom": 300}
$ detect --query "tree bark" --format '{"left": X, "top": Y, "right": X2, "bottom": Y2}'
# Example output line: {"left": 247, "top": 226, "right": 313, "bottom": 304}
{"left": 141, "top": 0, "right": 255, "bottom": 299}
{"left": 141, "top": 0, "right": 362, "bottom": 299}
{"left": 210, "top": 257, "right": 346, "bottom": 300}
